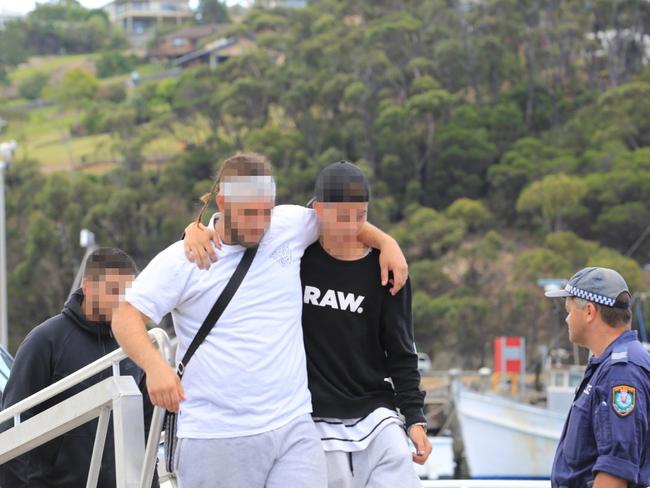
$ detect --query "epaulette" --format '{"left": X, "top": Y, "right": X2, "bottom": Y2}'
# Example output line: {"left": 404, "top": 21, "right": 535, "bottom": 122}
{"left": 611, "top": 344, "right": 629, "bottom": 364}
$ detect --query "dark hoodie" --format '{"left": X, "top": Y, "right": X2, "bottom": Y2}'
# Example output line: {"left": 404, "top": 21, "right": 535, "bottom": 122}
{"left": 0, "top": 289, "right": 158, "bottom": 488}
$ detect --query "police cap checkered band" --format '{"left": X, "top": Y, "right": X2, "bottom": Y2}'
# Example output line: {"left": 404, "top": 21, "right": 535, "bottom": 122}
{"left": 545, "top": 267, "right": 630, "bottom": 309}
{"left": 564, "top": 284, "right": 621, "bottom": 307}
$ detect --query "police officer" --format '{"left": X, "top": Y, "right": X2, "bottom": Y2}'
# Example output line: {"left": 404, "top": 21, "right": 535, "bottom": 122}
{"left": 546, "top": 267, "right": 650, "bottom": 488}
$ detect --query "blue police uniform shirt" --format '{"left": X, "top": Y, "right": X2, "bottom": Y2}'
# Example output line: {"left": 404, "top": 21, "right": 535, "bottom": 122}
{"left": 551, "top": 330, "right": 650, "bottom": 488}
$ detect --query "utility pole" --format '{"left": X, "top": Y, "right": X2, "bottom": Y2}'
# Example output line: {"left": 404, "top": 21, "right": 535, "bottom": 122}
{"left": 0, "top": 140, "right": 17, "bottom": 349}
{"left": 68, "top": 229, "right": 98, "bottom": 299}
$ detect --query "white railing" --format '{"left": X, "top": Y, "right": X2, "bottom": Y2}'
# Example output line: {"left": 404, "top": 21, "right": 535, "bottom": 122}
{"left": 421, "top": 482, "right": 550, "bottom": 488}
{"left": 0, "top": 328, "right": 173, "bottom": 488}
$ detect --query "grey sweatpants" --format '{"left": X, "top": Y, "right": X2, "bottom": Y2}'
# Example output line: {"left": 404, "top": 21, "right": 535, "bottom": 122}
{"left": 325, "top": 423, "right": 421, "bottom": 488}
{"left": 175, "top": 414, "right": 326, "bottom": 488}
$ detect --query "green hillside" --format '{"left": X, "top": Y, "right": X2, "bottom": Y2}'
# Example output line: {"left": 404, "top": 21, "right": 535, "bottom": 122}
{"left": 0, "top": 0, "right": 648, "bottom": 367}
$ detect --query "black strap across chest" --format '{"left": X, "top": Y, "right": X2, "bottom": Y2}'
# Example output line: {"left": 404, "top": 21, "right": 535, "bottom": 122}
{"left": 176, "top": 246, "right": 258, "bottom": 379}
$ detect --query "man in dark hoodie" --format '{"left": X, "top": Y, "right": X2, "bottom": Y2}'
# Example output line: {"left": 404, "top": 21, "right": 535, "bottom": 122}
{"left": 0, "top": 247, "right": 158, "bottom": 488}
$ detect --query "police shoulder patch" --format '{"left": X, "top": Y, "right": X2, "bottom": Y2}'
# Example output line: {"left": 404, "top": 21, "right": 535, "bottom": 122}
{"left": 612, "top": 385, "right": 636, "bottom": 417}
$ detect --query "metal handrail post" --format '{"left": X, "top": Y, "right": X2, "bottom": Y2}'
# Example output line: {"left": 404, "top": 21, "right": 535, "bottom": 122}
{"left": 86, "top": 407, "right": 111, "bottom": 488}
{"left": 138, "top": 327, "right": 175, "bottom": 488}
{"left": 139, "top": 406, "right": 166, "bottom": 488}
{"left": 113, "top": 383, "right": 145, "bottom": 488}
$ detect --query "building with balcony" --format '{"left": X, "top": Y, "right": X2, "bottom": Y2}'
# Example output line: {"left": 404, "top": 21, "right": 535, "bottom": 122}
{"left": 103, "top": 0, "right": 194, "bottom": 47}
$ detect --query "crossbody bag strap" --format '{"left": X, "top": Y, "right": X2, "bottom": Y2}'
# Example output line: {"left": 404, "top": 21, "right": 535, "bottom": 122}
{"left": 176, "top": 245, "right": 258, "bottom": 379}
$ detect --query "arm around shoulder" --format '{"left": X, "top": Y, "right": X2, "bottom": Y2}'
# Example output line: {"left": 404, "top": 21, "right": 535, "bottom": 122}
{"left": 358, "top": 222, "right": 407, "bottom": 294}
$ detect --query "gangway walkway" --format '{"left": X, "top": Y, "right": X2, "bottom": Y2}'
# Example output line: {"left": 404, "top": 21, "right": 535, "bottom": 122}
{"left": 0, "top": 328, "right": 173, "bottom": 488}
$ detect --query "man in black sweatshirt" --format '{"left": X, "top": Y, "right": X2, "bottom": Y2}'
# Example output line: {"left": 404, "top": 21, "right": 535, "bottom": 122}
{"left": 0, "top": 248, "right": 158, "bottom": 488}
{"left": 301, "top": 161, "right": 431, "bottom": 487}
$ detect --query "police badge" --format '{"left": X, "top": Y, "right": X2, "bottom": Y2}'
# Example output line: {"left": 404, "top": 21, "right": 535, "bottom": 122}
{"left": 612, "top": 385, "right": 636, "bottom": 416}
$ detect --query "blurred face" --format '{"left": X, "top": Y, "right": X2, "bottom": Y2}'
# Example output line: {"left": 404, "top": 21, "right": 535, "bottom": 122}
{"left": 314, "top": 202, "right": 368, "bottom": 242}
{"left": 83, "top": 269, "right": 134, "bottom": 322}
{"left": 222, "top": 199, "right": 274, "bottom": 247}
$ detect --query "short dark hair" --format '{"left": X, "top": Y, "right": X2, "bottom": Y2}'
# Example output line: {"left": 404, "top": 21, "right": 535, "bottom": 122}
{"left": 575, "top": 292, "right": 633, "bottom": 327}
{"left": 597, "top": 292, "right": 633, "bottom": 327}
{"left": 83, "top": 248, "right": 137, "bottom": 281}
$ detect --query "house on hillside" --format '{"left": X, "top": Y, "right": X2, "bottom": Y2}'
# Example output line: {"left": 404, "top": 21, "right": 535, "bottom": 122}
{"left": 148, "top": 24, "right": 227, "bottom": 61}
{"left": 173, "top": 36, "right": 257, "bottom": 69}
{"left": 255, "top": 0, "right": 307, "bottom": 8}
{"left": 103, "top": 0, "right": 194, "bottom": 48}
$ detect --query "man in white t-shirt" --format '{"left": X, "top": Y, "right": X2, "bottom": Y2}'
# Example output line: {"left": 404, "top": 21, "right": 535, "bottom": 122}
{"left": 111, "top": 153, "right": 408, "bottom": 488}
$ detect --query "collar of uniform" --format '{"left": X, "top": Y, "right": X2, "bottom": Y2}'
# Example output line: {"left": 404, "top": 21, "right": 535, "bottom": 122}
{"left": 589, "top": 330, "right": 638, "bottom": 365}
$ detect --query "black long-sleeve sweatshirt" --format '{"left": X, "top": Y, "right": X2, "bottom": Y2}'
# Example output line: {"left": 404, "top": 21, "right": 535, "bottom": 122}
{"left": 0, "top": 289, "right": 158, "bottom": 488}
{"left": 300, "top": 242, "right": 426, "bottom": 428}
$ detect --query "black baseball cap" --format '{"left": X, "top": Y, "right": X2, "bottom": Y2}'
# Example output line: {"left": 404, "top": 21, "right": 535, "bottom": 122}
{"left": 312, "top": 160, "right": 370, "bottom": 203}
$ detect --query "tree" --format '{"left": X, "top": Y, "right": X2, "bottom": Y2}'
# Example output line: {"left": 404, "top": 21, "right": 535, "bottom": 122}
{"left": 516, "top": 174, "right": 587, "bottom": 232}
{"left": 197, "top": 0, "right": 230, "bottom": 24}
{"left": 586, "top": 248, "right": 643, "bottom": 291}
{"left": 19, "top": 72, "right": 49, "bottom": 100}
{"left": 544, "top": 232, "right": 599, "bottom": 270}
{"left": 96, "top": 51, "right": 136, "bottom": 79}
{"left": 446, "top": 198, "right": 492, "bottom": 232}
{"left": 592, "top": 203, "right": 650, "bottom": 261}
{"left": 392, "top": 206, "right": 466, "bottom": 259}
{"left": 59, "top": 68, "right": 99, "bottom": 108}
{"left": 489, "top": 138, "right": 578, "bottom": 221}
{"left": 0, "top": 20, "right": 28, "bottom": 81}
{"left": 593, "top": 82, "right": 650, "bottom": 149}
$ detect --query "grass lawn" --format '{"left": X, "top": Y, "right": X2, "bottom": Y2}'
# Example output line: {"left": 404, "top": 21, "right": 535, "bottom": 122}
{"left": 8, "top": 55, "right": 170, "bottom": 95}
{"left": 0, "top": 54, "right": 187, "bottom": 175}
{"left": 2, "top": 105, "right": 110, "bottom": 171}
{"left": 99, "top": 63, "right": 165, "bottom": 86}
{"left": 2, "top": 103, "right": 193, "bottom": 173}
{"left": 29, "top": 133, "right": 114, "bottom": 172}
{"left": 1, "top": 56, "right": 195, "bottom": 173}
{"left": 9, "top": 54, "right": 101, "bottom": 85}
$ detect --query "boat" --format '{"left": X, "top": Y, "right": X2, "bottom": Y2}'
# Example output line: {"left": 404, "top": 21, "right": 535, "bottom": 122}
{"left": 412, "top": 435, "right": 456, "bottom": 480}
{"left": 454, "top": 387, "right": 565, "bottom": 479}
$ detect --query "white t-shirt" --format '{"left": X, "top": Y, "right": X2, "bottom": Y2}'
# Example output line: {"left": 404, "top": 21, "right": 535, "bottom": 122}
{"left": 125, "top": 205, "right": 319, "bottom": 438}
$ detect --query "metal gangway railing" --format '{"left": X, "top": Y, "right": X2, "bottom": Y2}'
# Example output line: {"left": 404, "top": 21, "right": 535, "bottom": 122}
{"left": 0, "top": 328, "right": 174, "bottom": 488}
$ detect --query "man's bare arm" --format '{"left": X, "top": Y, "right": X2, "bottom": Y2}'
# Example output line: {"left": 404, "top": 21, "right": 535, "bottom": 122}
{"left": 592, "top": 472, "right": 629, "bottom": 488}
{"left": 112, "top": 302, "right": 185, "bottom": 412}
{"left": 358, "top": 222, "right": 408, "bottom": 295}
{"left": 184, "top": 221, "right": 218, "bottom": 270}
{"left": 183, "top": 217, "right": 408, "bottom": 294}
